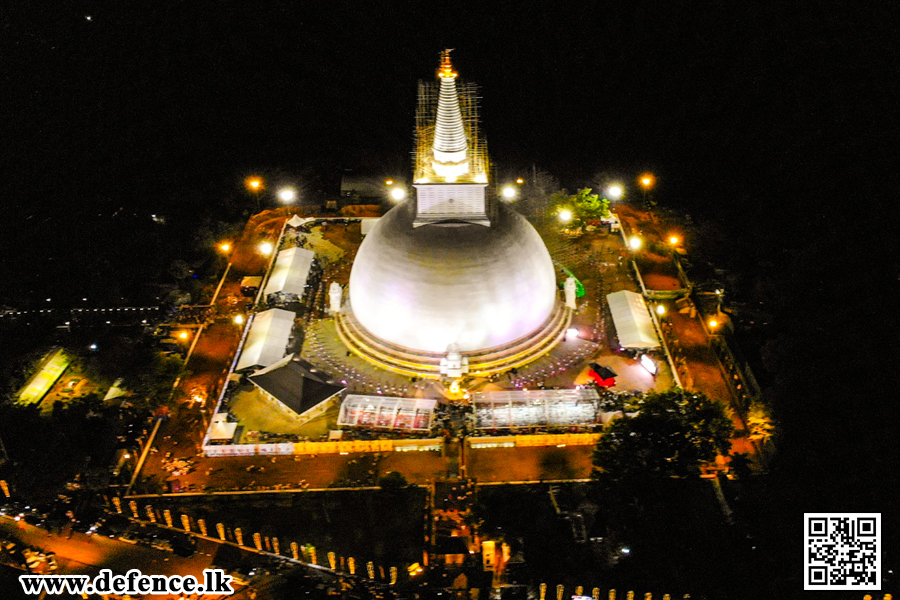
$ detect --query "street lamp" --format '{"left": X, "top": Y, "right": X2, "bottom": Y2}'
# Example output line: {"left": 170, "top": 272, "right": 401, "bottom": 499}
{"left": 178, "top": 331, "right": 189, "bottom": 340}
{"left": 245, "top": 176, "right": 264, "bottom": 211}
{"left": 501, "top": 185, "right": 517, "bottom": 200}
{"left": 629, "top": 236, "right": 642, "bottom": 251}
{"left": 558, "top": 209, "right": 573, "bottom": 224}
{"left": 708, "top": 318, "right": 719, "bottom": 329}
{"left": 656, "top": 304, "right": 666, "bottom": 316}
{"left": 516, "top": 177, "right": 524, "bottom": 184}
{"left": 218, "top": 242, "right": 231, "bottom": 253}
{"left": 390, "top": 187, "right": 407, "bottom": 202}
{"left": 233, "top": 314, "right": 244, "bottom": 325}
{"left": 258, "top": 241, "right": 273, "bottom": 256}
{"left": 638, "top": 173, "right": 655, "bottom": 210}
{"left": 277, "top": 187, "right": 297, "bottom": 203}
{"left": 668, "top": 235, "right": 679, "bottom": 246}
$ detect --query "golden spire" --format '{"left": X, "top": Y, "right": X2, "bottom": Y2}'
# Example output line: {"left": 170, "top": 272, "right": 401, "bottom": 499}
{"left": 437, "top": 48, "right": 457, "bottom": 79}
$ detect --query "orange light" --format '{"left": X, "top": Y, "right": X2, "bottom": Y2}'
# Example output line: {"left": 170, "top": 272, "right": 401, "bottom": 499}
{"left": 638, "top": 173, "right": 655, "bottom": 189}
{"left": 668, "top": 236, "right": 679, "bottom": 245}
{"left": 708, "top": 319, "right": 718, "bottom": 328}
{"left": 385, "top": 179, "right": 393, "bottom": 185}
{"left": 219, "top": 242, "right": 231, "bottom": 252}
{"left": 245, "top": 177, "right": 264, "bottom": 191}
{"left": 437, "top": 49, "right": 458, "bottom": 79}
{"left": 516, "top": 178, "right": 524, "bottom": 184}
{"left": 178, "top": 331, "right": 189, "bottom": 340}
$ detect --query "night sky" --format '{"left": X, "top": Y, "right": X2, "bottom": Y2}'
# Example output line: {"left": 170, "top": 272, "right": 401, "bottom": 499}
{"left": 4, "top": 3, "right": 892, "bottom": 269}
{"left": 1, "top": 3, "right": 898, "bottom": 593}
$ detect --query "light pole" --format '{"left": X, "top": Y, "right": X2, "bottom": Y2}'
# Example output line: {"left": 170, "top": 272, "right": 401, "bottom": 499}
{"left": 277, "top": 187, "right": 297, "bottom": 204}
{"left": 606, "top": 183, "right": 623, "bottom": 202}
{"left": 638, "top": 173, "right": 655, "bottom": 211}
{"left": 245, "top": 177, "right": 264, "bottom": 212}
{"left": 389, "top": 187, "right": 407, "bottom": 202}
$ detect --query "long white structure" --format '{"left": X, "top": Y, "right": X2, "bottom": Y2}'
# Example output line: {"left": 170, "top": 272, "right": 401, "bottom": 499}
{"left": 235, "top": 308, "right": 296, "bottom": 371}
{"left": 264, "top": 246, "right": 315, "bottom": 297}
{"left": 472, "top": 388, "right": 602, "bottom": 429}
{"left": 606, "top": 290, "right": 661, "bottom": 349}
{"left": 338, "top": 395, "right": 437, "bottom": 432}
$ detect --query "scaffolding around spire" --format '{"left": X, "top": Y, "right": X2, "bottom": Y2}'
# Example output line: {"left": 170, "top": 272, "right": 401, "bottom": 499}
{"left": 412, "top": 51, "right": 492, "bottom": 227}
{"left": 413, "top": 53, "right": 490, "bottom": 185}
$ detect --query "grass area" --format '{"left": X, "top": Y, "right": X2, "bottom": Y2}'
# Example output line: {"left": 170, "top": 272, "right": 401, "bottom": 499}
{"left": 153, "top": 487, "right": 426, "bottom": 567}
{"left": 17, "top": 348, "right": 70, "bottom": 406}
{"left": 229, "top": 387, "right": 339, "bottom": 439}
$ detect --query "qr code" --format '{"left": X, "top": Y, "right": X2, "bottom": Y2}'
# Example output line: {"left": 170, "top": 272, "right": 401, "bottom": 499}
{"left": 805, "top": 513, "right": 881, "bottom": 590}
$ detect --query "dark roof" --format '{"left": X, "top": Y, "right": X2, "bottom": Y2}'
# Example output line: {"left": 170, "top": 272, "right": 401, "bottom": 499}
{"left": 249, "top": 357, "right": 344, "bottom": 416}
{"left": 434, "top": 536, "right": 470, "bottom": 556}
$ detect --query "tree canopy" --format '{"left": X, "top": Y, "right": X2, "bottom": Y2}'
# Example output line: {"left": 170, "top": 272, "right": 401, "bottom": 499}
{"left": 592, "top": 388, "right": 733, "bottom": 486}
{"left": 550, "top": 188, "right": 610, "bottom": 228}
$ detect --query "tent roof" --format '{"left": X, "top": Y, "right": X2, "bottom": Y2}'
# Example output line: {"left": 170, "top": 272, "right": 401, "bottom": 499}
{"left": 248, "top": 355, "right": 344, "bottom": 416}
{"left": 360, "top": 218, "right": 380, "bottom": 235}
{"left": 338, "top": 395, "right": 437, "bottom": 431}
{"left": 286, "top": 215, "right": 313, "bottom": 228}
{"left": 235, "top": 308, "right": 295, "bottom": 371}
{"left": 471, "top": 388, "right": 601, "bottom": 429}
{"left": 264, "top": 246, "right": 315, "bottom": 297}
{"left": 209, "top": 418, "right": 238, "bottom": 441}
{"left": 606, "top": 290, "right": 661, "bottom": 349}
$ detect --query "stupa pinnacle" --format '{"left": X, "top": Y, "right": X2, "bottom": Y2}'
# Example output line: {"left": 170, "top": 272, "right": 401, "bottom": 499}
{"left": 413, "top": 51, "right": 490, "bottom": 227}
{"left": 432, "top": 50, "right": 469, "bottom": 181}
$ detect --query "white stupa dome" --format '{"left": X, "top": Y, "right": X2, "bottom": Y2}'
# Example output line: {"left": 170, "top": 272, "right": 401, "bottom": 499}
{"left": 348, "top": 201, "right": 558, "bottom": 353}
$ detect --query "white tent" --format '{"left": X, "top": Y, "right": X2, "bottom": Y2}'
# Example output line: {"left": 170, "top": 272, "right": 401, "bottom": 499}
{"left": 208, "top": 413, "right": 238, "bottom": 441}
{"left": 264, "top": 247, "right": 315, "bottom": 297}
{"left": 338, "top": 395, "right": 436, "bottom": 431}
{"left": 236, "top": 308, "right": 295, "bottom": 371}
{"left": 360, "top": 218, "right": 380, "bottom": 236}
{"left": 286, "top": 215, "right": 313, "bottom": 228}
{"left": 606, "top": 290, "right": 660, "bottom": 349}
{"left": 472, "top": 388, "right": 601, "bottom": 429}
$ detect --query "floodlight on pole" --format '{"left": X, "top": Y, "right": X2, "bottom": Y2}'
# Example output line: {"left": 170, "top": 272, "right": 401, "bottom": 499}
{"left": 558, "top": 209, "right": 573, "bottom": 223}
{"left": 629, "top": 236, "right": 642, "bottom": 250}
{"left": 638, "top": 173, "right": 655, "bottom": 190}
{"left": 277, "top": 187, "right": 297, "bottom": 203}
{"left": 501, "top": 185, "right": 517, "bottom": 200}
{"left": 258, "top": 241, "right": 273, "bottom": 256}
{"left": 390, "top": 187, "right": 407, "bottom": 201}
{"left": 606, "top": 184, "right": 624, "bottom": 200}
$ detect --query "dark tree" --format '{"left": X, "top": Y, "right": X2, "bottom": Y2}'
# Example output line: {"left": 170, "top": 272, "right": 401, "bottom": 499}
{"left": 592, "top": 388, "right": 733, "bottom": 487}
{"left": 378, "top": 471, "right": 409, "bottom": 490}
